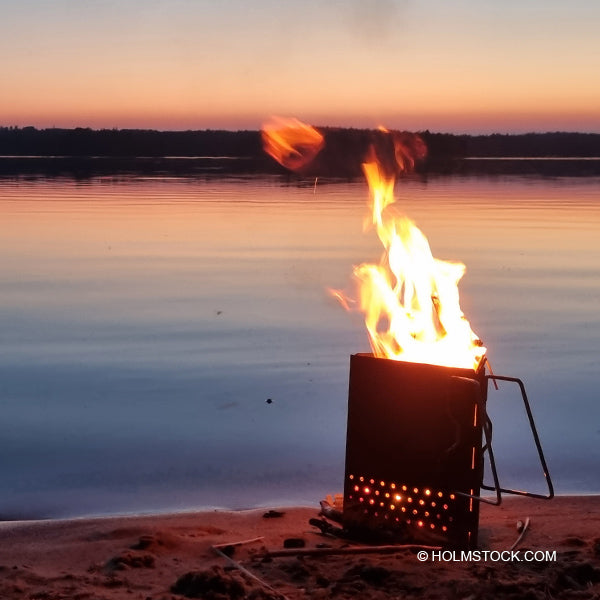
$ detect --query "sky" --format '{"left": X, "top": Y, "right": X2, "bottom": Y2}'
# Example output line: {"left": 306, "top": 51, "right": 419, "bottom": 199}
{"left": 1, "top": 0, "right": 599, "bottom": 134}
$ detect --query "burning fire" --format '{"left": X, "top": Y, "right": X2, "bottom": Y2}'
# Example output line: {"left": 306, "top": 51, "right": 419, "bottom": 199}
{"left": 262, "top": 118, "right": 485, "bottom": 371}
{"left": 350, "top": 153, "right": 485, "bottom": 370}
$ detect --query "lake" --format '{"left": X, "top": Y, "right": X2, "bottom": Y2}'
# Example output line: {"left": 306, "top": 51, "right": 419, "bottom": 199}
{"left": 1, "top": 173, "right": 599, "bottom": 519}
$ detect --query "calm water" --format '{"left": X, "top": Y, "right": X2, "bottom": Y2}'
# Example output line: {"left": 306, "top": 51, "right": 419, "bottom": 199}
{"left": 1, "top": 174, "right": 599, "bottom": 519}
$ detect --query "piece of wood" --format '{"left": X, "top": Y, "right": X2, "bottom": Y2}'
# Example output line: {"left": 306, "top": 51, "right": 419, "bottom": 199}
{"left": 211, "top": 544, "right": 290, "bottom": 600}
{"left": 509, "top": 516, "right": 530, "bottom": 551}
{"left": 212, "top": 536, "right": 264, "bottom": 549}
{"left": 264, "top": 543, "right": 442, "bottom": 559}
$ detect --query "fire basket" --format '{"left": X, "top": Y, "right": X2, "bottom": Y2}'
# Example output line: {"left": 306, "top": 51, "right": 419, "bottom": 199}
{"left": 343, "top": 353, "right": 553, "bottom": 549}
{"left": 258, "top": 119, "right": 554, "bottom": 549}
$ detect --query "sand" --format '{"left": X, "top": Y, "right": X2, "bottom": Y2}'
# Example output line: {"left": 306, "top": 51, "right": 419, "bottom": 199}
{"left": 1, "top": 496, "right": 599, "bottom": 599}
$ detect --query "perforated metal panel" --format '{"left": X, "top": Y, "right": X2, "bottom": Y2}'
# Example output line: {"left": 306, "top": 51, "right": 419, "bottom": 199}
{"left": 343, "top": 353, "right": 486, "bottom": 548}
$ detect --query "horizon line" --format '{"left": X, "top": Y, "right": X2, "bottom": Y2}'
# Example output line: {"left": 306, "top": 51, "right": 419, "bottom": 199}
{"left": 3, "top": 124, "right": 600, "bottom": 137}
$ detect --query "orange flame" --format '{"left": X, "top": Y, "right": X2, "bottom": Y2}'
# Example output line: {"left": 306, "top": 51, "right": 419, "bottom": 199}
{"left": 347, "top": 137, "right": 485, "bottom": 370}
{"left": 261, "top": 117, "right": 484, "bottom": 370}
{"left": 261, "top": 117, "right": 324, "bottom": 172}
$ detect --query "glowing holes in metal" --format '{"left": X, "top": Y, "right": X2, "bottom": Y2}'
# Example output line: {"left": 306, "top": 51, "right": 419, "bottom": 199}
{"left": 348, "top": 476, "right": 456, "bottom": 537}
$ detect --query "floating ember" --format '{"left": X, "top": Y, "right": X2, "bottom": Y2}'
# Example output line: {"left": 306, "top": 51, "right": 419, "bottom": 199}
{"left": 261, "top": 116, "right": 324, "bottom": 172}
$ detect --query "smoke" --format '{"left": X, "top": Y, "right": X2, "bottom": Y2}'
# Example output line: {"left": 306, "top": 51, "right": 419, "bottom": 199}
{"left": 344, "top": 0, "right": 409, "bottom": 43}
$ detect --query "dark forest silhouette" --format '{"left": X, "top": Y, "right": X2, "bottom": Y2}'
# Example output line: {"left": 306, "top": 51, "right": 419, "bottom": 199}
{"left": 1, "top": 126, "right": 599, "bottom": 177}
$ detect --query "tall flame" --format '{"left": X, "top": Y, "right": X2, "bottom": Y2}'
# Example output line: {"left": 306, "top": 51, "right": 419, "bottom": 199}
{"left": 260, "top": 118, "right": 485, "bottom": 371}
{"left": 352, "top": 155, "right": 485, "bottom": 370}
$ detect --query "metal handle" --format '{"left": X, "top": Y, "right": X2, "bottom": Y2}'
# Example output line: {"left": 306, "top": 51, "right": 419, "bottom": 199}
{"left": 449, "top": 376, "right": 502, "bottom": 505}
{"left": 480, "top": 375, "right": 554, "bottom": 500}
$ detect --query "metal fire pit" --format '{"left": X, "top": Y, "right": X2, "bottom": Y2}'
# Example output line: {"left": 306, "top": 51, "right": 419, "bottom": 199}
{"left": 343, "top": 353, "right": 553, "bottom": 549}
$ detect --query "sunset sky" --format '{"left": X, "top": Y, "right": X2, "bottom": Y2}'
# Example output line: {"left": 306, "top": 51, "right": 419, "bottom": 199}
{"left": 2, "top": 0, "right": 599, "bottom": 133}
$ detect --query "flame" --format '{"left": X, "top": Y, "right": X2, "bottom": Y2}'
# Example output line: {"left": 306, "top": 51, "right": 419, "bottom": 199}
{"left": 346, "top": 139, "right": 486, "bottom": 370}
{"left": 261, "top": 116, "right": 324, "bottom": 172}
{"left": 260, "top": 117, "right": 484, "bottom": 370}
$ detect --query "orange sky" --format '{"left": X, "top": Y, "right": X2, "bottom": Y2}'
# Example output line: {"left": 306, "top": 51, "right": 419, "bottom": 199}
{"left": 2, "top": 0, "right": 599, "bottom": 133}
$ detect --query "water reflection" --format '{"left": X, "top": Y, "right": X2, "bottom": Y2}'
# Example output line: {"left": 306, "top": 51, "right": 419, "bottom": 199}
{"left": 1, "top": 175, "right": 599, "bottom": 518}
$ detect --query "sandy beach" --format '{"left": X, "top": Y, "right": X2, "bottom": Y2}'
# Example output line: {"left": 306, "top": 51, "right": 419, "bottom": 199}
{"left": 1, "top": 496, "right": 599, "bottom": 599}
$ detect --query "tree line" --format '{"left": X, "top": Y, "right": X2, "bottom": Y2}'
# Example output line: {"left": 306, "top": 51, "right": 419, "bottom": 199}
{"left": 1, "top": 126, "right": 598, "bottom": 158}
{"left": 1, "top": 126, "right": 599, "bottom": 177}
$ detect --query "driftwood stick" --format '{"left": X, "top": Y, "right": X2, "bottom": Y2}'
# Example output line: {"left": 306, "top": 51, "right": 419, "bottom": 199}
{"left": 212, "top": 536, "right": 264, "bottom": 549}
{"left": 211, "top": 545, "right": 291, "bottom": 600}
{"left": 509, "top": 516, "right": 530, "bottom": 551}
{"left": 264, "top": 543, "right": 442, "bottom": 559}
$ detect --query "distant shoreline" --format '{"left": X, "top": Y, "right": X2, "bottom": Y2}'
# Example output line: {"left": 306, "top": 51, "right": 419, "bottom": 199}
{"left": 2, "top": 155, "right": 600, "bottom": 178}
{"left": 1, "top": 127, "right": 600, "bottom": 178}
